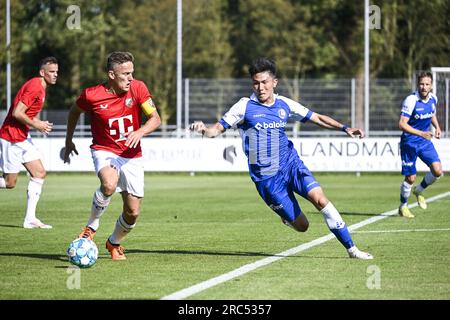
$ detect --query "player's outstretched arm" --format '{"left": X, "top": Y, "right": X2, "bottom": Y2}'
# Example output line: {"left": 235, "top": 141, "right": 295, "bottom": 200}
{"left": 64, "top": 105, "right": 83, "bottom": 163}
{"left": 190, "top": 121, "right": 225, "bottom": 138}
{"left": 309, "top": 112, "right": 364, "bottom": 138}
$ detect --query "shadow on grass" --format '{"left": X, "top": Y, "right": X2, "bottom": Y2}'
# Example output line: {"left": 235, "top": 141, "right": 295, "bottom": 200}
{"left": 126, "top": 248, "right": 313, "bottom": 259}
{"left": 0, "top": 250, "right": 295, "bottom": 260}
{"left": 0, "top": 252, "right": 67, "bottom": 262}
{"left": 0, "top": 224, "right": 23, "bottom": 228}
{"left": 339, "top": 211, "right": 396, "bottom": 217}
{"left": 125, "top": 249, "right": 348, "bottom": 260}
{"left": 0, "top": 248, "right": 346, "bottom": 264}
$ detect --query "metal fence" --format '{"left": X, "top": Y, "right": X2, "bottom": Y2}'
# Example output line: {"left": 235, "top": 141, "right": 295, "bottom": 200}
{"left": 1, "top": 77, "right": 448, "bottom": 139}
{"left": 185, "top": 77, "right": 449, "bottom": 138}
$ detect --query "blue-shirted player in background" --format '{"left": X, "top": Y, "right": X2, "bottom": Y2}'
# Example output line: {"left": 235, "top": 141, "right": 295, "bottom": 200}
{"left": 190, "top": 57, "right": 373, "bottom": 260}
{"left": 398, "top": 71, "right": 443, "bottom": 218}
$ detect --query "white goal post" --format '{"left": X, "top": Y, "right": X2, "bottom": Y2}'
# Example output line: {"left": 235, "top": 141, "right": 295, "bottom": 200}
{"left": 431, "top": 67, "right": 450, "bottom": 138}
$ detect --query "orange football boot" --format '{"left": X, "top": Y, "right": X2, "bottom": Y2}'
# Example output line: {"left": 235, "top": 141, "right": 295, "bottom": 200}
{"left": 106, "top": 238, "right": 126, "bottom": 260}
{"left": 78, "top": 226, "right": 96, "bottom": 240}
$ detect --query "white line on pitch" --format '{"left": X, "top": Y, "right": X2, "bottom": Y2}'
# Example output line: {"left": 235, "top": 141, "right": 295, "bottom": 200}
{"left": 352, "top": 228, "right": 450, "bottom": 234}
{"left": 160, "top": 191, "right": 450, "bottom": 300}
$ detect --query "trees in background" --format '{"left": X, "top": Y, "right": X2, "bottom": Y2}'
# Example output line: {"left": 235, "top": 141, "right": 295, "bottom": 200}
{"left": 0, "top": 0, "right": 449, "bottom": 124}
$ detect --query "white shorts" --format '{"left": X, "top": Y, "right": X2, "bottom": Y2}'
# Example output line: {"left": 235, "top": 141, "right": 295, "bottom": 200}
{"left": 0, "top": 137, "right": 42, "bottom": 173}
{"left": 91, "top": 149, "right": 144, "bottom": 198}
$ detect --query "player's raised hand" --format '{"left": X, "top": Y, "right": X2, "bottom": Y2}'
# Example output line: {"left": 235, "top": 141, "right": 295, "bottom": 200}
{"left": 190, "top": 121, "right": 206, "bottom": 134}
{"left": 63, "top": 141, "right": 78, "bottom": 163}
{"left": 346, "top": 127, "right": 365, "bottom": 139}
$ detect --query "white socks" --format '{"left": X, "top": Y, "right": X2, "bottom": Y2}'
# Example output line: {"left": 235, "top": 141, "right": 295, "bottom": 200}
{"left": 320, "top": 202, "right": 354, "bottom": 249}
{"left": 400, "top": 181, "right": 412, "bottom": 207}
{"left": 87, "top": 188, "right": 111, "bottom": 231}
{"left": 24, "top": 177, "right": 44, "bottom": 223}
{"left": 109, "top": 214, "right": 136, "bottom": 245}
{"left": 0, "top": 177, "right": 5, "bottom": 188}
{"left": 320, "top": 202, "right": 345, "bottom": 230}
{"left": 86, "top": 188, "right": 137, "bottom": 246}
{"left": 401, "top": 171, "right": 442, "bottom": 206}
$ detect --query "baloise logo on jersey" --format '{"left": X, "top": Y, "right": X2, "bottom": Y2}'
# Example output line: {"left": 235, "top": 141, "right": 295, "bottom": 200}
{"left": 254, "top": 120, "right": 287, "bottom": 130}
{"left": 414, "top": 112, "right": 434, "bottom": 120}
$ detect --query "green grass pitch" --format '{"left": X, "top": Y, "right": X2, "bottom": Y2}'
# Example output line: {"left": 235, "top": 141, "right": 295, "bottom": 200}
{"left": 0, "top": 172, "right": 449, "bottom": 300}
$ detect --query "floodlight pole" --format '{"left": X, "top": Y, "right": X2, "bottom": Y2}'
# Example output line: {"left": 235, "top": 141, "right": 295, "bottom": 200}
{"left": 176, "top": 0, "right": 182, "bottom": 137}
{"left": 364, "top": 0, "right": 370, "bottom": 137}
{"left": 6, "top": 0, "right": 11, "bottom": 111}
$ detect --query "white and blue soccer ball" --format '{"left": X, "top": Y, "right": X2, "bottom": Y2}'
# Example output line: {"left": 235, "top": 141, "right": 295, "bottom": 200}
{"left": 67, "top": 238, "right": 98, "bottom": 268}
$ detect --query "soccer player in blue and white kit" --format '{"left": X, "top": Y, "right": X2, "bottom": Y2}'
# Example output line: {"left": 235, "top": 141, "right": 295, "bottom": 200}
{"left": 398, "top": 72, "right": 443, "bottom": 218}
{"left": 190, "top": 58, "right": 373, "bottom": 260}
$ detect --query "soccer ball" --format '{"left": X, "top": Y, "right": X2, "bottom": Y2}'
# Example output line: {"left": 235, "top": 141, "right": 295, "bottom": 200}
{"left": 67, "top": 238, "right": 98, "bottom": 268}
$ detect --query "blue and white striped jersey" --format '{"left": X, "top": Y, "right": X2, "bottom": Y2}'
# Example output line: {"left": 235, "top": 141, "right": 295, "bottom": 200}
{"left": 219, "top": 94, "right": 312, "bottom": 181}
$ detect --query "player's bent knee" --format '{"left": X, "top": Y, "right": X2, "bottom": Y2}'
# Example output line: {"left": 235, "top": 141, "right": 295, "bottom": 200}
{"left": 293, "top": 222, "right": 309, "bottom": 232}
{"left": 4, "top": 176, "right": 17, "bottom": 188}
{"left": 124, "top": 207, "right": 140, "bottom": 219}
{"left": 312, "top": 197, "right": 329, "bottom": 211}
{"left": 123, "top": 212, "right": 139, "bottom": 226}
{"left": 28, "top": 168, "right": 46, "bottom": 180}
{"left": 101, "top": 183, "right": 117, "bottom": 197}
{"left": 103, "top": 189, "right": 115, "bottom": 197}
{"left": 131, "top": 210, "right": 140, "bottom": 218}
{"left": 34, "top": 171, "right": 46, "bottom": 179}
{"left": 5, "top": 182, "right": 16, "bottom": 189}
{"left": 433, "top": 169, "right": 443, "bottom": 178}
{"left": 291, "top": 215, "right": 309, "bottom": 232}
{"left": 405, "top": 176, "right": 415, "bottom": 185}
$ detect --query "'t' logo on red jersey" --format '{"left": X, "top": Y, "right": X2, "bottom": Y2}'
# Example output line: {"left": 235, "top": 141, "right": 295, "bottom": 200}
{"left": 108, "top": 115, "right": 133, "bottom": 142}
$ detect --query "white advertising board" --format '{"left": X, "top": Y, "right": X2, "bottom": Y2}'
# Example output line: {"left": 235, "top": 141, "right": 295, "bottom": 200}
{"left": 31, "top": 138, "right": 450, "bottom": 172}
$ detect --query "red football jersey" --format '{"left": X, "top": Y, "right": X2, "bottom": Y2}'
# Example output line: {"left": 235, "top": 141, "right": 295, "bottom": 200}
{"left": 76, "top": 80, "right": 152, "bottom": 158}
{"left": 0, "top": 77, "right": 46, "bottom": 143}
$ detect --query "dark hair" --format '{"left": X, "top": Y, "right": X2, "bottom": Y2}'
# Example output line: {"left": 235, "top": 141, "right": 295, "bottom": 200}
{"left": 107, "top": 51, "right": 134, "bottom": 71}
{"left": 39, "top": 56, "right": 58, "bottom": 69}
{"left": 417, "top": 71, "right": 433, "bottom": 83}
{"left": 248, "top": 57, "right": 277, "bottom": 77}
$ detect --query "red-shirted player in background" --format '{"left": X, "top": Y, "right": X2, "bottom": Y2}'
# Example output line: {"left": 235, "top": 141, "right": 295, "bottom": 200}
{"left": 0, "top": 57, "right": 58, "bottom": 229}
{"left": 64, "top": 52, "right": 161, "bottom": 260}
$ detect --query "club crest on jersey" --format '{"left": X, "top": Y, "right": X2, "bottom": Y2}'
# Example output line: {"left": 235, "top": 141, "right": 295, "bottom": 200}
{"left": 125, "top": 98, "right": 134, "bottom": 108}
{"left": 278, "top": 109, "right": 286, "bottom": 119}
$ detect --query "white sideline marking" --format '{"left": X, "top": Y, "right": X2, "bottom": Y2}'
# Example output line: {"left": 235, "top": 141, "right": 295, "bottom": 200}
{"left": 160, "top": 191, "right": 450, "bottom": 300}
{"left": 353, "top": 228, "right": 450, "bottom": 234}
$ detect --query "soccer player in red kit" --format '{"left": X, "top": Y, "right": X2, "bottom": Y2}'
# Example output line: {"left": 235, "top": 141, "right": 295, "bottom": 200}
{"left": 64, "top": 52, "right": 161, "bottom": 260}
{"left": 0, "top": 57, "right": 58, "bottom": 229}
